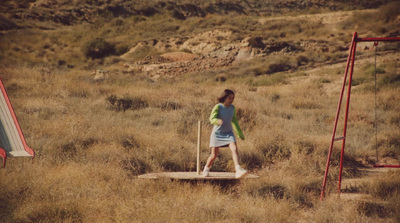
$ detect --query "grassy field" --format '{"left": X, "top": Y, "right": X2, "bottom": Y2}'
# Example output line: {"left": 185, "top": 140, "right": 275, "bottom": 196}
{"left": 1, "top": 1, "right": 400, "bottom": 222}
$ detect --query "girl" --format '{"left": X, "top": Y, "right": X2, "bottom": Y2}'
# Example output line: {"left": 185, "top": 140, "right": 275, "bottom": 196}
{"left": 203, "top": 89, "right": 247, "bottom": 179}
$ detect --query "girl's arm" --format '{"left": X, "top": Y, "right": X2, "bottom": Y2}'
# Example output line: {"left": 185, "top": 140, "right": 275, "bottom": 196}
{"left": 209, "top": 104, "right": 221, "bottom": 125}
{"left": 232, "top": 107, "right": 245, "bottom": 140}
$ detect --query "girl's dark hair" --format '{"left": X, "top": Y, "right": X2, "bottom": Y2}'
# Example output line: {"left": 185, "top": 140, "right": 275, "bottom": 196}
{"left": 217, "top": 89, "right": 235, "bottom": 103}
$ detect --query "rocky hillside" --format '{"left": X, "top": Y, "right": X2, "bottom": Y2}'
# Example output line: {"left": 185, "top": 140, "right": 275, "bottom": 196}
{"left": 0, "top": 0, "right": 399, "bottom": 81}
{"left": 0, "top": 0, "right": 393, "bottom": 28}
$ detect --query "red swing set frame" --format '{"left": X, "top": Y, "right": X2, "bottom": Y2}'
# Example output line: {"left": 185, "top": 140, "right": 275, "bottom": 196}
{"left": 320, "top": 32, "right": 400, "bottom": 200}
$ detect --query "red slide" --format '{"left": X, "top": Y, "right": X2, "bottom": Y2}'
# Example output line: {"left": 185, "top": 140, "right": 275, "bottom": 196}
{"left": 0, "top": 78, "right": 34, "bottom": 167}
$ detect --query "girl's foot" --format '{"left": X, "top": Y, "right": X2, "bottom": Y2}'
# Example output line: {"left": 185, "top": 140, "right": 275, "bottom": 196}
{"left": 202, "top": 166, "right": 210, "bottom": 177}
{"left": 235, "top": 167, "right": 247, "bottom": 179}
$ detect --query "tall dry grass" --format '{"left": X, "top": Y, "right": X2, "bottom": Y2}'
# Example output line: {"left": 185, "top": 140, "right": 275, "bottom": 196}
{"left": 1, "top": 48, "right": 399, "bottom": 222}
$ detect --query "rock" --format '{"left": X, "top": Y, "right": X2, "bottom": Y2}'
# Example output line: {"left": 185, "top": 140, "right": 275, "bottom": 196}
{"left": 235, "top": 47, "right": 253, "bottom": 62}
{"left": 160, "top": 52, "right": 198, "bottom": 62}
{"left": 92, "top": 69, "right": 110, "bottom": 82}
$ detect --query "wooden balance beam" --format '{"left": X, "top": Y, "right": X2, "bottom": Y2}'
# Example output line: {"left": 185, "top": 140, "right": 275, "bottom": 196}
{"left": 138, "top": 172, "right": 259, "bottom": 180}
{"left": 138, "top": 121, "right": 259, "bottom": 181}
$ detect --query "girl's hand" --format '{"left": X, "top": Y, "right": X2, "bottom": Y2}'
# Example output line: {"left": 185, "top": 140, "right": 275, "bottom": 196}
{"left": 217, "top": 119, "right": 223, "bottom": 125}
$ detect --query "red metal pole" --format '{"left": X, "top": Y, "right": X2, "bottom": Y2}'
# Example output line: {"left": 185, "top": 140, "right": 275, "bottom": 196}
{"left": 338, "top": 37, "right": 358, "bottom": 196}
{"left": 320, "top": 32, "right": 357, "bottom": 200}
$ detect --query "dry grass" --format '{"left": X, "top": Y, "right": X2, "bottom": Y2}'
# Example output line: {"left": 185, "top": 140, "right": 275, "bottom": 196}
{"left": 1, "top": 51, "right": 399, "bottom": 221}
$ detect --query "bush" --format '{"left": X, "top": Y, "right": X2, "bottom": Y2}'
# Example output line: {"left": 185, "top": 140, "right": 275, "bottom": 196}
{"left": 215, "top": 75, "right": 227, "bottom": 82}
{"left": 82, "top": 38, "right": 116, "bottom": 59}
{"left": 266, "top": 57, "right": 297, "bottom": 74}
{"left": 258, "top": 140, "right": 291, "bottom": 164}
{"left": 120, "top": 157, "right": 149, "bottom": 176}
{"left": 0, "top": 15, "right": 18, "bottom": 30}
{"left": 160, "top": 101, "right": 182, "bottom": 111}
{"left": 357, "top": 202, "right": 392, "bottom": 218}
{"left": 138, "top": 6, "right": 158, "bottom": 17}
{"left": 171, "top": 10, "right": 186, "bottom": 20}
{"left": 268, "top": 63, "right": 291, "bottom": 73}
{"left": 296, "top": 55, "right": 309, "bottom": 66}
{"left": 106, "top": 95, "right": 149, "bottom": 112}
{"left": 369, "top": 172, "right": 400, "bottom": 200}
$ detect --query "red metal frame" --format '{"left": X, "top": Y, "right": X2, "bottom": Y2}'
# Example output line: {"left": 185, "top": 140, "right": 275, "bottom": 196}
{"left": 0, "top": 78, "right": 35, "bottom": 167}
{"left": 0, "top": 147, "right": 6, "bottom": 168}
{"left": 320, "top": 32, "right": 400, "bottom": 200}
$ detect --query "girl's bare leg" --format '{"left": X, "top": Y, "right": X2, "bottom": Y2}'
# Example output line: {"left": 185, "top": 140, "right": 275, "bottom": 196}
{"left": 229, "top": 142, "right": 240, "bottom": 167}
{"left": 205, "top": 147, "right": 219, "bottom": 168}
{"left": 229, "top": 142, "right": 247, "bottom": 178}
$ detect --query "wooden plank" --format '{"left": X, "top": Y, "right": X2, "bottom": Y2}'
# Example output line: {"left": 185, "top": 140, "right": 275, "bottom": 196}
{"left": 138, "top": 172, "right": 259, "bottom": 180}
